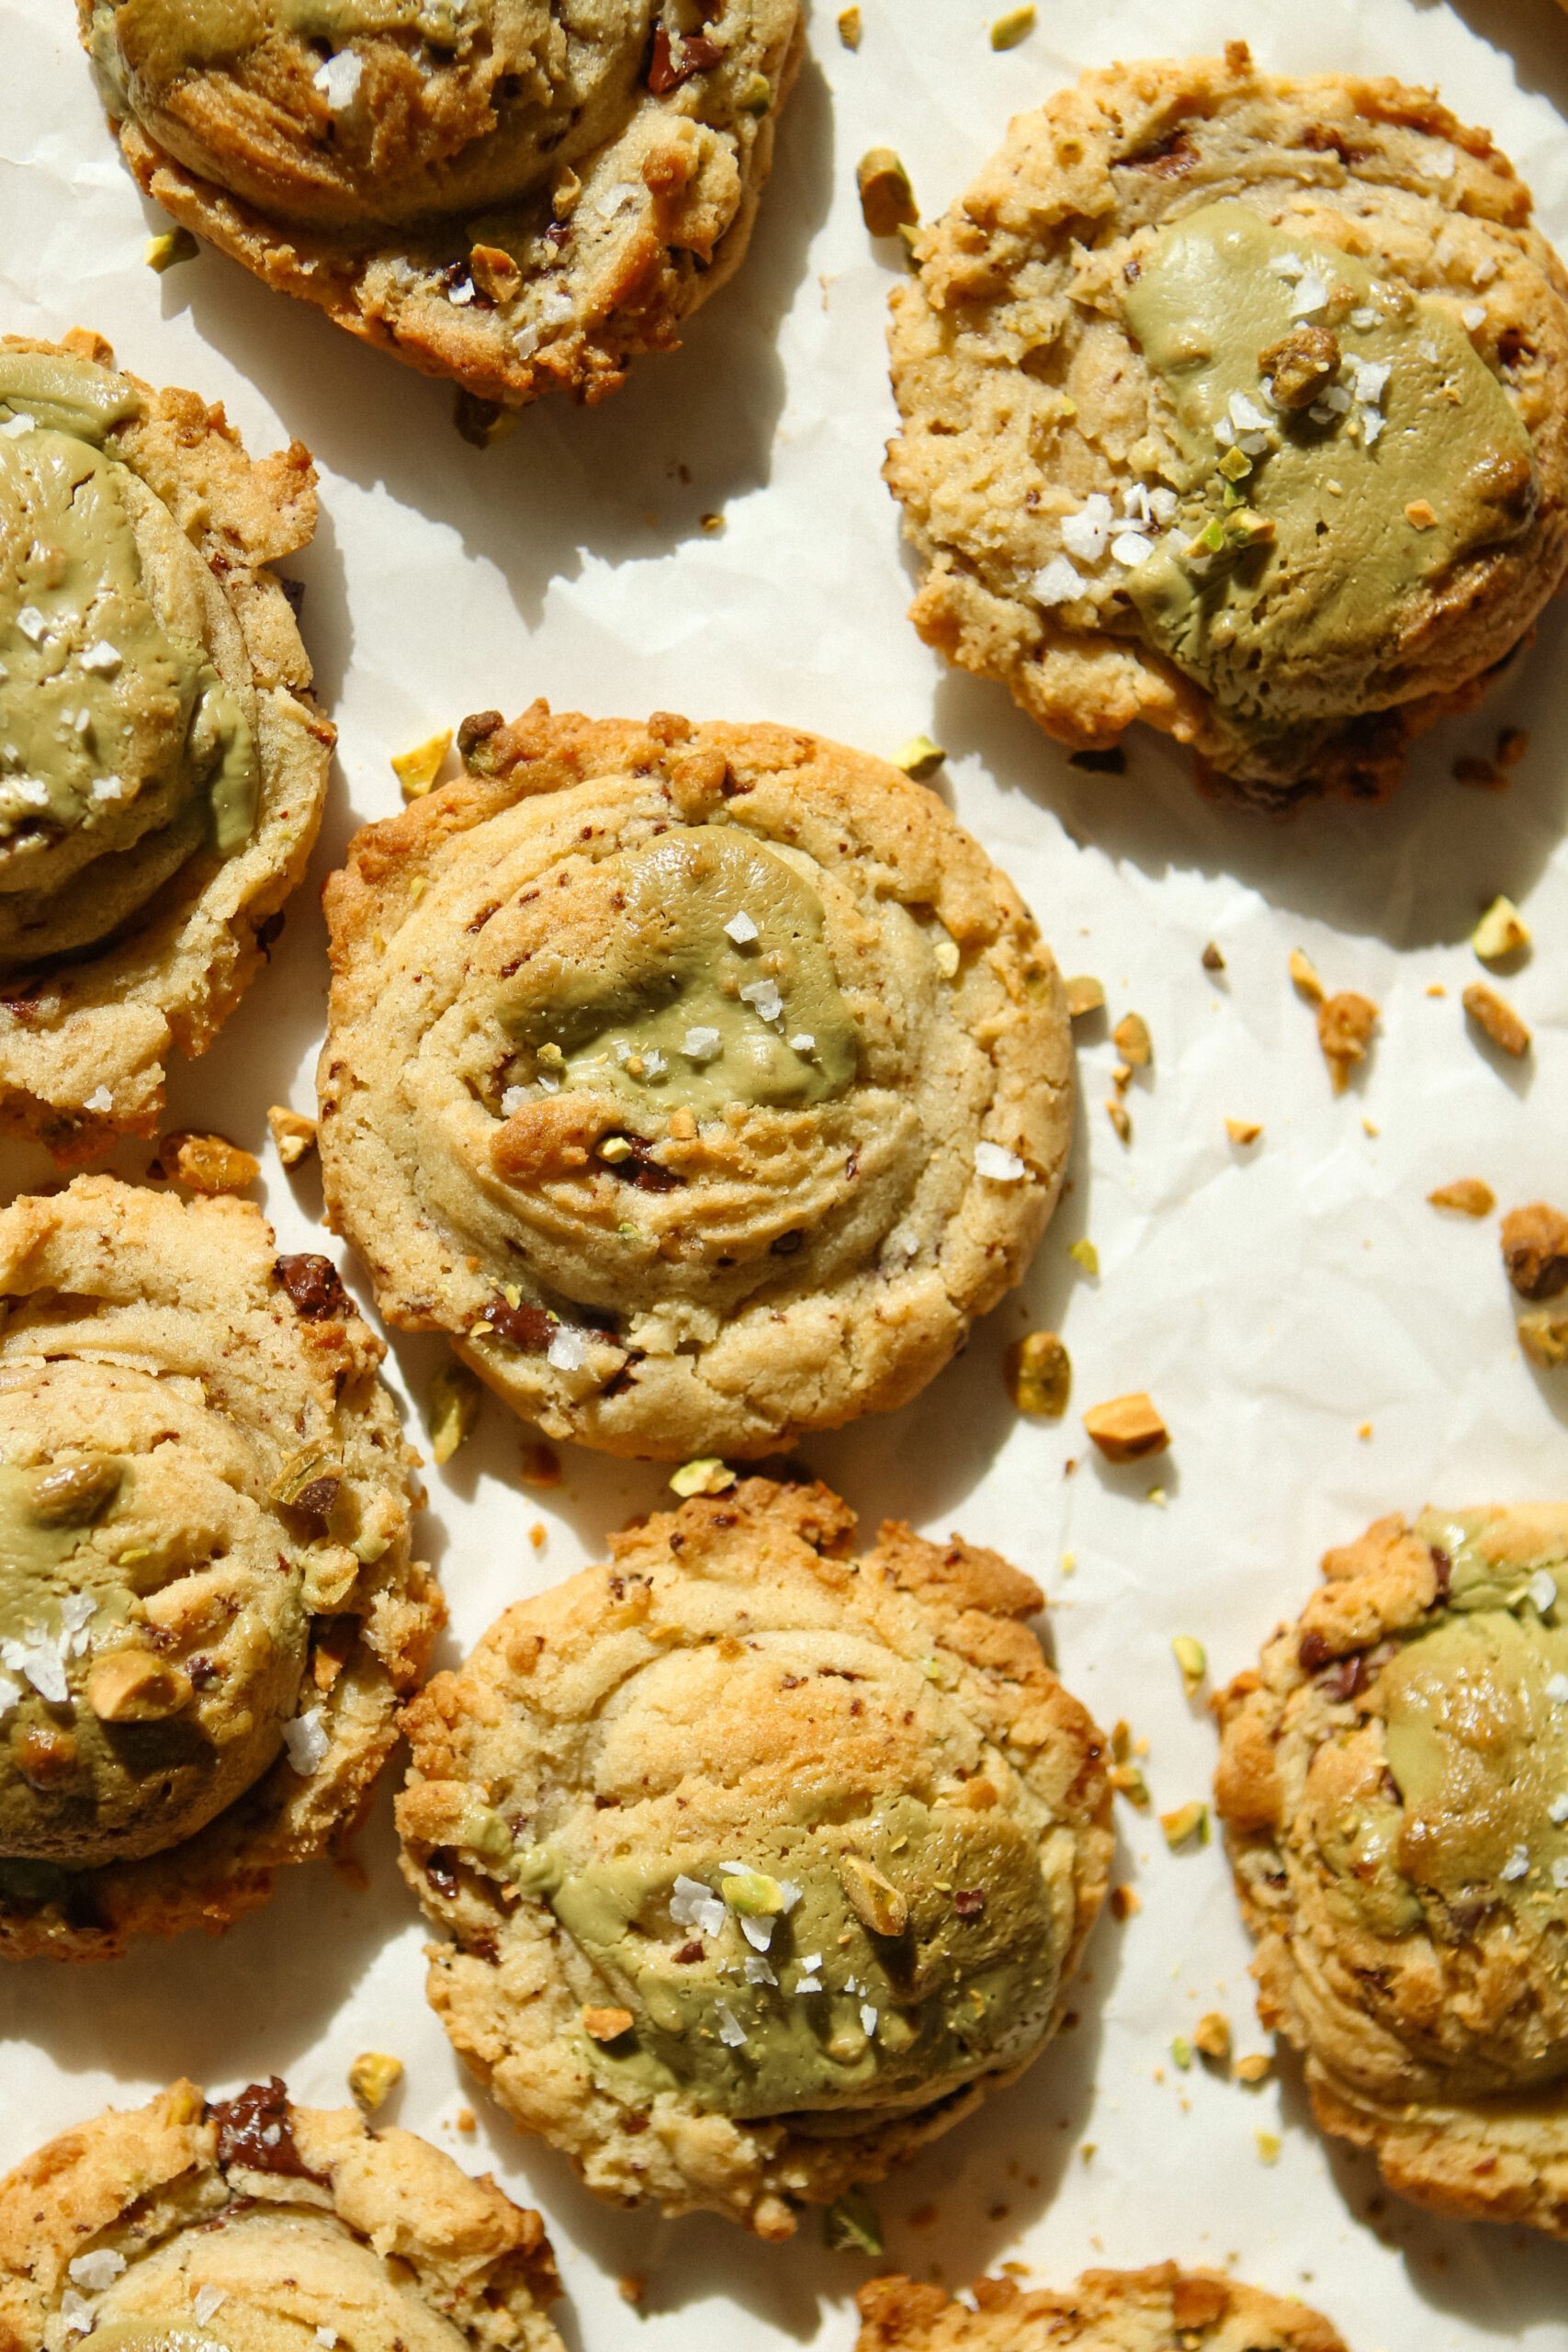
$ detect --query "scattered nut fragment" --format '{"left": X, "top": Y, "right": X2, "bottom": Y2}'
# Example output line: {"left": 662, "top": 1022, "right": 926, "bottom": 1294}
{"left": 1112, "top": 1012, "right": 1151, "bottom": 1067}
{"left": 1159, "top": 1801, "right": 1209, "bottom": 1850}
{"left": 153, "top": 1131, "right": 259, "bottom": 1194}
{"left": 895, "top": 734, "right": 945, "bottom": 779}
{"left": 1109, "top": 1761, "right": 1151, "bottom": 1809}
{"left": 1471, "top": 893, "right": 1530, "bottom": 965}
{"left": 581, "top": 2006, "right": 636, "bottom": 2043}
{"left": 1201, "top": 942, "right": 1225, "bottom": 973}
{"left": 1083, "top": 1392, "right": 1168, "bottom": 1463}
{"left": 146, "top": 224, "right": 199, "bottom": 272}
{"left": 468, "top": 241, "right": 521, "bottom": 301}
{"left": 1172, "top": 1635, "right": 1206, "bottom": 1693}
{"left": 519, "top": 1440, "right": 561, "bottom": 1487}
{"left": 1225, "top": 1118, "right": 1262, "bottom": 1147}
{"left": 1501, "top": 1203, "right": 1568, "bottom": 1301}
{"left": 1006, "top": 1330, "right": 1071, "bottom": 1418}
{"left": 670, "top": 1456, "right": 736, "bottom": 1498}
{"left": 736, "top": 69, "right": 772, "bottom": 115}
{"left": 1518, "top": 1312, "right": 1568, "bottom": 1370}
{"left": 1068, "top": 1237, "right": 1100, "bottom": 1276}
{"left": 1427, "top": 1178, "right": 1494, "bottom": 1217}
{"left": 428, "top": 1362, "right": 482, "bottom": 1465}
{"left": 857, "top": 148, "right": 918, "bottom": 237}
{"left": 391, "top": 729, "right": 453, "bottom": 797}
{"left": 1192, "top": 2011, "right": 1232, "bottom": 2064}
{"left": 1170, "top": 2035, "right": 1193, "bottom": 2070}
{"left": 840, "top": 1854, "right": 909, "bottom": 1937}
{"left": 990, "top": 3, "right": 1036, "bottom": 46}
{"left": 837, "top": 4, "right": 862, "bottom": 44}
{"left": 1256, "top": 2131, "right": 1282, "bottom": 2165}
{"left": 1105, "top": 1097, "right": 1132, "bottom": 1144}
{"left": 1404, "top": 499, "right": 1438, "bottom": 529}
{"left": 268, "top": 1105, "right": 318, "bottom": 1169}
{"left": 824, "top": 2190, "right": 884, "bottom": 2256}
{"left": 1109, "top": 1884, "right": 1141, "bottom": 1920}
{"left": 86, "top": 1650, "right": 192, "bottom": 1724}
{"left": 1258, "top": 322, "right": 1340, "bottom": 408}
{"left": 1234, "top": 2053, "right": 1273, "bottom": 2086}
{"left": 1462, "top": 981, "right": 1530, "bottom": 1057}
{"left": 1065, "top": 975, "right": 1105, "bottom": 1018}
{"left": 1316, "top": 991, "right": 1378, "bottom": 1092}
{"left": 453, "top": 390, "right": 519, "bottom": 449}
{"left": 347, "top": 2052, "right": 403, "bottom": 2112}
{"left": 1288, "top": 948, "right": 1324, "bottom": 1003}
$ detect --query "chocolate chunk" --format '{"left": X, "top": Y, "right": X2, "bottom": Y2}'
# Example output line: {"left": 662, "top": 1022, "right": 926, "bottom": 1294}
{"left": 483, "top": 1296, "right": 558, "bottom": 1352}
{"left": 210, "top": 2078, "right": 319, "bottom": 2179}
{"left": 273, "top": 1254, "right": 351, "bottom": 1320}
{"left": 1297, "top": 1629, "right": 1333, "bottom": 1674}
{"left": 648, "top": 26, "right": 722, "bottom": 92}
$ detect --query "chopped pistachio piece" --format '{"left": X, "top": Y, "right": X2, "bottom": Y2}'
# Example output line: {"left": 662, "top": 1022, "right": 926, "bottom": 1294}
{"left": 670, "top": 1456, "right": 736, "bottom": 1498}
{"left": 1518, "top": 1311, "right": 1568, "bottom": 1370}
{"left": 824, "top": 2190, "right": 884, "bottom": 2256}
{"left": 989, "top": 3, "right": 1035, "bottom": 46}
{"left": 1068, "top": 1238, "right": 1100, "bottom": 1277}
{"left": 1171, "top": 2035, "right": 1193, "bottom": 2070}
{"left": 1462, "top": 981, "right": 1530, "bottom": 1057}
{"left": 895, "top": 733, "right": 945, "bottom": 779}
{"left": 597, "top": 1135, "right": 635, "bottom": 1163}
{"left": 269, "top": 1446, "right": 343, "bottom": 1513}
{"left": 581, "top": 2005, "right": 636, "bottom": 2042}
{"left": 1110, "top": 1762, "right": 1151, "bottom": 1809}
{"left": 840, "top": 1854, "right": 909, "bottom": 1937}
{"left": 721, "top": 1866, "right": 788, "bottom": 1917}
{"left": 1006, "top": 1329, "right": 1071, "bottom": 1418}
{"left": 1065, "top": 974, "right": 1105, "bottom": 1018}
{"left": 347, "top": 2052, "right": 403, "bottom": 2112}
{"left": 1472, "top": 893, "right": 1530, "bottom": 964}
{"left": 428, "top": 1362, "right": 482, "bottom": 1466}
{"left": 837, "top": 5, "right": 863, "bottom": 45}
{"left": 736, "top": 70, "right": 772, "bottom": 114}
{"left": 392, "top": 729, "right": 453, "bottom": 797}
{"left": 1159, "top": 1800, "right": 1210, "bottom": 1850}
{"left": 146, "top": 225, "right": 199, "bottom": 272}
{"left": 1171, "top": 1635, "right": 1206, "bottom": 1693}
{"left": 857, "top": 148, "right": 918, "bottom": 238}
{"left": 1083, "top": 1392, "right": 1168, "bottom": 1463}
{"left": 1427, "top": 1177, "right": 1494, "bottom": 1217}
{"left": 268, "top": 1105, "right": 318, "bottom": 1169}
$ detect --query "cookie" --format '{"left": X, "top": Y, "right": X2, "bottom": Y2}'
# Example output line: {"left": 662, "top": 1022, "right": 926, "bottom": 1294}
{"left": 318, "top": 705, "right": 1071, "bottom": 1462}
{"left": 0, "top": 332, "right": 331, "bottom": 1159}
{"left": 397, "top": 1476, "right": 1112, "bottom": 2237}
{"left": 886, "top": 44, "right": 1568, "bottom": 807}
{"left": 0, "top": 1175, "right": 439, "bottom": 1962}
{"left": 79, "top": 2, "right": 804, "bottom": 412}
{"left": 1214, "top": 1503, "right": 1568, "bottom": 2234}
{"left": 857, "top": 2267, "right": 1347, "bottom": 2352}
{"left": 0, "top": 2077, "right": 562, "bottom": 2352}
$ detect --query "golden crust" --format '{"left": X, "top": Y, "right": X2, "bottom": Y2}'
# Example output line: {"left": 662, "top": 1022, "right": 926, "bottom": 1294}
{"left": 0, "top": 1177, "right": 440, "bottom": 1962}
{"left": 1213, "top": 1503, "right": 1568, "bottom": 2236}
{"left": 855, "top": 2267, "right": 1348, "bottom": 2352}
{"left": 0, "top": 2079, "right": 562, "bottom": 2352}
{"left": 397, "top": 1476, "right": 1112, "bottom": 2235}
{"left": 886, "top": 48, "right": 1568, "bottom": 807}
{"left": 80, "top": 5, "right": 804, "bottom": 410}
{"left": 0, "top": 333, "right": 332, "bottom": 1159}
{"left": 317, "top": 704, "right": 1072, "bottom": 1461}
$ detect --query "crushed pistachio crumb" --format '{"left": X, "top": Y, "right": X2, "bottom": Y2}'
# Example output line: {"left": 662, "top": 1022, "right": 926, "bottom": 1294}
{"left": 1172, "top": 1635, "right": 1206, "bottom": 1693}
{"left": 670, "top": 1457, "right": 737, "bottom": 1498}
{"left": 823, "top": 2191, "right": 884, "bottom": 2256}
{"left": 1109, "top": 1762, "right": 1151, "bottom": 1809}
{"left": 1159, "top": 1801, "right": 1210, "bottom": 1850}
{"left": 989, "top": 3, "right": 1035, "bottom": 46}
{"left": 736, "top": 69, "right": 772, "bottom": 114}
{"left": 1518, "top": 1312, "right": 1568, "bottom": 1370}
{"left": 1171, "top": 2035, "right": 1193, "bottom": 2070}
{"left": 895, "top": 734, "right": 945, "bottom": 779}
{"left": 392, "top": 729, "right": 453, "bottom": 797}
{"left": 857, "top": 148, "right": 917, "bottom": 237}
{"left": 1256, "top": 2131, "right": 1282, "bottom": 2165}
{"left": 428, "top": 1362, "right": 482, "bottom": 1466}
{"left": 1068, "top": 1238, "right": 1100, "bottom": 1277}
{"left": 146, "top": 225, "right": 199, "bottom": 272}
{"left": 1006, "top": 1329, "right": 1071, "bottom": 1418}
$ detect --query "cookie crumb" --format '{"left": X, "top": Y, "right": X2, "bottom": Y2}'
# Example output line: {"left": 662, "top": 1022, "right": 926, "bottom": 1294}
{"left": 1065, "top": 974, "right": 1105, "bottom": 1018}
{"left": 1288, "top": 948, "right": 1324, "bottom": 1003}
{"left": 618, "top": 2276, "right": 647, "bottom": 2308}
{"left": 268, "top": 1105, "right": 318, "bottom": 1168}
{"left": 1317, "top": 991, "right": 1378, "bottom": 1092}
{"left": 1083, "top": 1392, "right": 1168, "bottom": 1462}
{"left": 1404, "top": 499, "right": 1438, "bottom": 529}
{"left": 519, "top": 1441, "right": 561, "bottom": 1487}
{"left": 1110, "top": 1883, "right": 1141, "bottom": 1919}
{"left": 1501, "top": 1203, "right": 1568, "bottom": 1301}
{"left": 455, "top": 2107, "right": 476, "bottom": 2132}
{"left": 1427, "top": 1178, "right": 1494, "bottom": 1217}
{"left": 1462, "top": 981, "right": 1530, "bottom": 1057}
{"left": 836, "top": 5, "right": 862, "bottom": 45}
{"left": 582, "top": 2005, "right": 636, "bottom": 2041}
{"left": 1105, "top": 1097, "right": 1131, "bottom": 1144}
{"left": 1235, "top": 2052, "right": 1273, "bottom": 2086}
{"left": 1193, "top": 2011, "right": 1232, "bottom": 2064}
{"left": 1112, "top": 1012, "right": 1151, "bottom": 1067}
{"left": 152, "top": 1131, "right": 259, "bottom": 1195}
{"left": 1518, "top": 1311, "right": 1568, "bottom": 1369}
{"left": 529, "top": 1521, "right": 547, "bottom": 1549}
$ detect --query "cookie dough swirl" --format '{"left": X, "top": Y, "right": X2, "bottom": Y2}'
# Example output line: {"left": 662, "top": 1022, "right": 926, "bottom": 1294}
{"left": 0, "top": 334, "right": 330, "bottom": 1159}
{"left": 398, "top": 1478, "right": 1112, "bottom": 2235}
{"left": 319, "top": 707, "right": 1072, "bottom": 1461}
{"left": 886, "top": 46, "right": 1568, "bottom": 804}
{"left": 0, "top": 2079, "right": 563, "bottom": 2352}
{"left": 0, "top": 1176, "right": 439, "bottom": 1962}
{"left": 1215, "top": 1504, "right": 1568, "bottom": 2235}
{"left": 80, "top": 0, "right": 805, "bottom": 406}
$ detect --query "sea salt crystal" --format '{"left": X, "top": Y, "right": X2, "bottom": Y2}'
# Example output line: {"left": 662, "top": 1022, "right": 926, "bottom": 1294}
{"left": 192, "top": 2287, "right": 228, "bottom": 2326}
{"left": 975, "top": 1141, "right": 1025, "bottom": 1182}
{"left": 1122, "top": 482, "right": 1151, "bottom": 525}
{"left": 1549, "top": 1793, "right": 1568, "bottom": 1826}
{"left": 739, "top": 1912, "right": 773, "bottom": 1953}
{"left": 1031, "top": 554, "right": 1085, "bottom": 607}
{"left": 1461, "top": 303, "right": 1485, "bottom": 331}
{"left": 1149, "top": 487, "right": 1179, "bottom": 524}
{"left": 682, "top": 1025, "right": 721, "bottom": 1061}
{"left": 788, "top": 1033, "right": 815, "bottom": 1054}
{"left": 859, "top": 2002, "right": 878, "bottom": 2037}
{"left": 85, "top": 1084, "right": 113, "bottom": 1113}
{"left": 60, "top": 1591, "right": 95, "bottom": 1655}
{"left": 67, "top": 2255, "right": 124, "bottom": 2294}
{"left": 1350, "top": 305, "right": 1378, "bottom": 330}
{"left": 1213, "top": 414, "right": 1236, "bottom": 447}
{"left": 61, "top": 2291, "right": 95, "bottom": 2335}
{"left": 0, "top": 411, "right": 35, "bottom": 437}
{"left": 1268, "top": 252, "right": 1308, "bottom": 281}
{"left": 78, "top": 639, "right": 121, "bottom": 676}
{"left": 739, "top": 978, "right": 783, "bottom": 1023}
{"left": 547, "top": 1326, "right": 588, "bottom": 1373}
{"left": 501, "top": 1085, "right": 526, "bottom": 1116}
{"left": 1228, "top": 391, "right": 1271, "bottom": 435}
{"left": 1319, "top": 385, "right": 1352, "bottom": 414}
{"left": 1546, "top": 1672, "right": 1568, "bottom": 1703}
{"left": 743, "top": 1954, "right": 777, "bottom": 1984}
{"left": 1361, "top": 413, "right": 1386, "bottom": 448}
{"left": 282, "top": 1708, "right": 328, "bottom": 1776}
{"left": 316, "top": 2332, "right": 339, "bottom": 2348}
{"left": 715, "top": 2003, "right": 747, "bottom": 2048}
{"left": 16, "top": 606, "right": 47, "bottom": 643}
{"left": 312, "top": 51, "right": 364, "bottom": 108}
{"left": 724, "top": 909, "right": 759, "bottom": 945}
{"left": 7, "top": 1631, "right": 69, "bottom": 1703}
{"left": 1555, "top": 1859, "right": 1568, "bottom": 1893}
{"left": 92, "top": 774, "right": 128, "bottom": 803}
{"left": 640, "top": 1048, "right": 666, "bottom": 1078}
{"left": 1060, "top": 493, "right": 1114, "bottom": 562}
{"left": 1529, "top": 1569, "right": 1558, "bottom": 1616}
{"left": 447, "top": 278, "right": 475, "bottom": 307}
{"left": 1289, "top": 270, "right": 1330, "bottom": 319}
{"left": 1110, "top": 531, "right": 1154, "bottom": 569}
{"left": 1500, "top": 1843, "right": 1530, "bottom": 1883}
{"left": 670, "top": 1874, "right": 728, "bottom": 1938}
{"left": 1347, "top": 356, "right": 1390, "bottom": 406}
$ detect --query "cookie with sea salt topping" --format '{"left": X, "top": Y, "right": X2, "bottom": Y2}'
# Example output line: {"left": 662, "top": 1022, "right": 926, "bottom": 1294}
{"left": 78, "top": 0, "right": 803, "bottom": 412}
{"left": 317, "top": 704, "right": 1071, "bottom": 1462}
{"left": 856, "top": 2266, "right": 1348, "bottom": 2352}
{"left": 0, "top": 332, "right": 330, "bottom": 1158}
{"left": 397, "top": 1476, "right": 1112, "bottom": 2236}
{"left": 1214, "top": 1503, "right": 1568, "bottom": 2234}
{"left": 0, "top": 1174, "right": 439, "bottom": 1961}
{"left": 886, "top": 44, "right": 1568, "bottom": 807}
{"left": 0, "top": 2077, "right": 563, "bottom": 2352}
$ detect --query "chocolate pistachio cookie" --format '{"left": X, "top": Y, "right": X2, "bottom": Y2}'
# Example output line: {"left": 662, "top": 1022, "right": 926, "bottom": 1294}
{"left": 857, "top": 2267, "right": 1347, "bottom": 2352}
{"left": 886, "top": 45, "right": 1568, "bottom": 806}
{"left": 0, "top": 332, "right": 330, "bottom": 1159}
{"left": 0, "top": 1176, "right": 439, "bottom": 1961}
{"left": 319, "top": 706, "right": 1071, "bottom": 1461}
{"left": 1215, "top": 1504, "right": 1568, "bottom": 2234}
{"left": 398, "top": 1476, "right": 1112, "bottom": 2236}
{"left": 80, "top": 1, "right": 803, "bottom": 411}
{"left": 0, "top": 2077, "right": 562, "bottom": 2352}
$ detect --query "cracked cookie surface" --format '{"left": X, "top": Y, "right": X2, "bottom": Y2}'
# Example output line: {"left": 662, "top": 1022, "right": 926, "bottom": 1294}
{"left": 0, "top": 1175, "right": 439, "bottom": 1961}
{"left": 397, "top": 1476, "right": 1111, "bottom": 2235}
{"left": 856, "top": 2266, "right": 1348, "bottom": 2352}
{"left": 886, "top": 46, "right": 1568, "bottom": 806}
{"left": 318, "top": 705, "right": 1071, "bottom": 1461}
{"left": 79, "top": 1, "right": 803, "bottom": 410}
{"left": 1214, "top": 1503, "right": 1568, "bottom": 2234}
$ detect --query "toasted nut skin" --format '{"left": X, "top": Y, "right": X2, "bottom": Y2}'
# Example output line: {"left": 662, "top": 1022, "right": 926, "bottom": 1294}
{"left": 1463, "top": 981, "right": 1531, "bottom": 1056}
{"left": 1083, "top": 1392, "right": 1168, "bottom": 1462}
{"left": 267, "top": 1105, "right": 318, "bottom": 1168}
{"left": 1258, "top": 323, "right": 1340, "bottom": 406}
{"left": 1501, "top": 1203, "right": 1568, "bottom": 1300}
{"left": 840, "top": 1854, "right": 909, "bottom": 1937}
{"left": 1518, "top": 1311, "right": 1568, "bottom": 1369}
{"left": 347, "top": 2052, "right": 403, "bottom": 2111}
{"left": 1006, "top": 1329, "right": 1071, "bottom": 1418}
{"left": 154, "top": 1131, "right": 259, "bottom": 1194}
{"left": 857, "top": 148, "right": 918, "bottom": 236}
{"left": 1428, "top": 1178, "right": 1495, "bottom": 1216}
{"left": 1317, "top": 990, "right": 1378, "bottom": 1091}
{"left": 582, "top": 2006, "right": 636, "bottom": 2042}
{"left": 1065, "top": 975, "right": 1105, "bottom": 1018}
{"left": 86, "top": 1650, "right": 193, "bottom": 1723}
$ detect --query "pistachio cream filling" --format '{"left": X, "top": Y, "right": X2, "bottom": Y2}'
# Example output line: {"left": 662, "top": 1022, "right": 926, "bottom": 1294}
{"left": 501, "top": 825, "right": 860, "bottom": 1124}
{"left": 1320, "top": 1510, "right": 1568, "bottom": 1933}
{"left": 503, "top": 1792, "right": 1065, "bottom": 2117}
{"left": 1119, "top": 201, "right": 1535, "bottom": 741}
{"left": 0, "top": 348, "right": 256, "bottom": 972}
